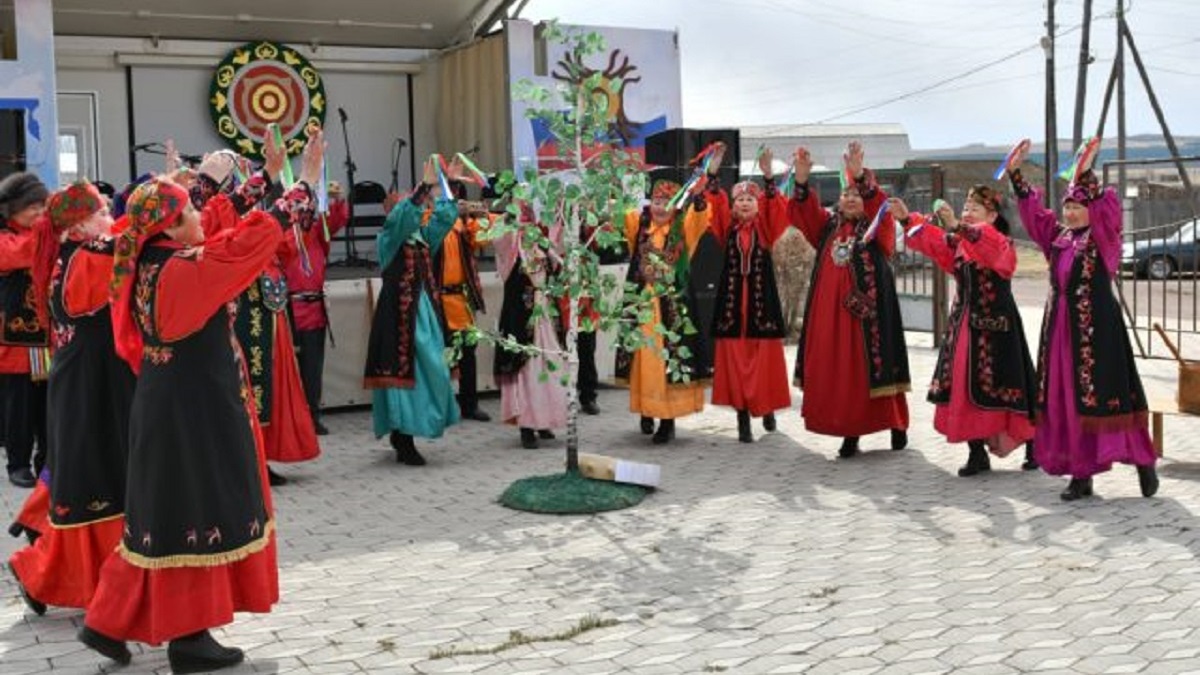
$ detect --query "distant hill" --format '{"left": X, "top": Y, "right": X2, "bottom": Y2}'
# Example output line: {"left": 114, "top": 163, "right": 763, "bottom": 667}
{"left": 913, "top": 135, "right": 1200, "bottom": 165}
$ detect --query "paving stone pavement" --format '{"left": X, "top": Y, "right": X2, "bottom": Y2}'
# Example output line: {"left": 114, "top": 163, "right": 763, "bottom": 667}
{"left": 4, "top": 321, "right": 1200, "bottom": 674}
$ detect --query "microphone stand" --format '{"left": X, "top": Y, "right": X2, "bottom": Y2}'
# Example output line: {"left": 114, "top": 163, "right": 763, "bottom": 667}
{"left": 335, "top": 109, "right": 371, "bottom": 268}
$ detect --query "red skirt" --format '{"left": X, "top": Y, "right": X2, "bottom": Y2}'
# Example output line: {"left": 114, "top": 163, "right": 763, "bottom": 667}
{"left": 711, "top": 336, "right": 792, "bottom": 416}
{"left": 85, "top": 535, "right": 279, "bottom": 645}
{"left": 262, "top": 313, "right": 320, "bottom": 463}
{"left": 9, "top": 516, "right": 124, "bottom": 609}
{"left": 933, "top": 315, "right": 1035, "bottom": 455}
{"left": 12, "top": 478, "right": 51, "bottom": 537}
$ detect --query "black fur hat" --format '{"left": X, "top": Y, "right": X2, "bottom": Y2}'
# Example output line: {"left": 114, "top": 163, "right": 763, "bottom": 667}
{"left": 0, "top": 172, "right": 50, "bottom": 219}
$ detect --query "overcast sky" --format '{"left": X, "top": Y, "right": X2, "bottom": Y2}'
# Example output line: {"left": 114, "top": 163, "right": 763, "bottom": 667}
{"left": 520, "top": 0, "right": 1200, "bottom": 150}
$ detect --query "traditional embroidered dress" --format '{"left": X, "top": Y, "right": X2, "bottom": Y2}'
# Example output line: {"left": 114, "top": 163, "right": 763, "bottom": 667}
{"left": 707, "top": 180, "right": 792, "bottom": 416}
{"left": 788, "top": 171, "right": 910, "bottom": 437}
{"left": 1014, "top": 173, "right": 1156, "bottom": 478}
{"left": 363, "top": 186, "right": 461, "bottom": 439}
{"left": 615, "top": 185, "right": 711, "bottom": 420}
{"left": 83, "top": 179, "right": 309, "bottom": 645}
{"left": 9, "top": 469, "right": 50, "bottom": 540}
{"left": 902, "top": 216, "right": 1036, "bottom": 454}
{"left": 201, "top": 178, "right": 320, "bottom": 464}
{"left": 492, "top": 212, "right": 568, "bottom": 431}
{"left": 9, "top": 183, "right": 136, "bottom": 609}
{"left": 435, "top": 211, "right": 488, "bottom": 413}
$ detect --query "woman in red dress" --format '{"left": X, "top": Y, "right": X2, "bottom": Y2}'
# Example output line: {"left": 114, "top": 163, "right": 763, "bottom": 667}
{"left": 788, "top": 142, "right": 910, "bottom": 457}
{"left": 707, "top": 148, "right": 793, "bottom": 442}
{"left": 78, "top": 131, "right": 323, "bottom": 673}
{"left": 889, "top": 190, "right": 1039, "bottom": 476}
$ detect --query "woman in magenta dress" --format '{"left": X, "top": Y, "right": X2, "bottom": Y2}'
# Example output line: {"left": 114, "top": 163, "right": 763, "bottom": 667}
{"left": 1008, "top": 140, "right": 1158, "bottom": 501}
{"left": 889, "top": 189, "right": 1038, "bottom": 477}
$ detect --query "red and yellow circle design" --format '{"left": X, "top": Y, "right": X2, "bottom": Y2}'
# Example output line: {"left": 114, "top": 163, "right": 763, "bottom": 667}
{"left": 209, "top": 41, "right": 326, "bottom": 158}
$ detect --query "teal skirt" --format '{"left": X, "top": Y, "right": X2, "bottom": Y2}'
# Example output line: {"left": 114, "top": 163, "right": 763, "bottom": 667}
{"left": 371, "top": 292, "right": 461, "bottom": 439}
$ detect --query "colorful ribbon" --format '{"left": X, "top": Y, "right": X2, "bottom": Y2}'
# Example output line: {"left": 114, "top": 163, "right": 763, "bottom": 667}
{"left": 456, "top": 152, "right": 489, "bottom": 188}
{"left": 269, "top": 124, "right": 294, "bottom": 189}
{"left": 668, "top": 145, "right": 720, "bottom": 210}
{"left": 992, "top": 141, "right": 1025, "bottom": 180}
{"left": 1059, "top": 135, "right": 1100, "bottom": 182}
{"left": 779, "top": 162, "right": 796, "bottom": 198}
{"left": 433, "top": 154, "right": 454, "bottom": 200}
{"left": 861, "top": 200, "right": 891, "bottom": 243}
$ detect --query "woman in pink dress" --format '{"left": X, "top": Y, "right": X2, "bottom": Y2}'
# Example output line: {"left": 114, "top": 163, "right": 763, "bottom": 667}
{"left": 1008, "top": 140, "right": 1158, "bottom": 501}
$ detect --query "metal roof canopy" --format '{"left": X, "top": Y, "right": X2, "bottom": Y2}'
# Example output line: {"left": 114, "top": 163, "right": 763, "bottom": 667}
{"left": 46, "top": 0, "right": 520, "bottom": 49}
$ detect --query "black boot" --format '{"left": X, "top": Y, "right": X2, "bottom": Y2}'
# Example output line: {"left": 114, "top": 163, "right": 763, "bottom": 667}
{"left": 9, "top": 563, "right": 45, "bottom": 616}
{"left": 958, "top": 441, "right": 992, "bottom": 477}
{"left": 1022, "top": 441, "right": 1039, "bottom": 471}
{"left": 762, "top": 413, "right": 777, "bottom": 432}
{"left": 267, "top": 466, "right": 288, "bottom": 486}
{"left": 537, "top": 429, "right": 556, "bottom": 440}
{"left": 838, "top": 436, "right": 860, "bottom": 458}
{"left": 652, "top": 418, "right": 675, "bottom": 445}
{"left": 520, "top": 427, "right": 538, "bottom": 449}
{"left": 737, "top": 410, "right": 753, "bottom": 443}
{"left": 78, "top": 626, "right": 132, "bottom": 665}
{"left": 168, "top": 630, "right": 245, "bottom": 674}
{"left": 640, "top": 416, "right": 655, "bottom": 435}
{"left": 891, "top": 428, "right": 908, "bottom": 450}
{"left": 1137, "top": 464, "right": 1159, "bottom": 498}
{"left": 1060, "top": 477, "right": 1094, "bottom": 502}
{"left": 389, "top": 431, "right": 426, "bottom": 466}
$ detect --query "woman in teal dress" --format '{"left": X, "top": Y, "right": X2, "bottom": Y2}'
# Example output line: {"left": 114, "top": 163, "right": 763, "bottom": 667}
{"left": 364, "top": 156, "right": 465, "bottom": 465}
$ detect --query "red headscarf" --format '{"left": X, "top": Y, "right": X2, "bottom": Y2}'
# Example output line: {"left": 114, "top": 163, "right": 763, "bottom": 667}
{"left": 109, "top": 179, "right": 189, "bottom": 373}
{"left": 33, "top": 181, "right": 104, "bottom": 327}
{"left": 651, "top": 179, "right": 681, "bottom": 202}
{"left": 731, "top": 180, "right": 762, "bottom": 201}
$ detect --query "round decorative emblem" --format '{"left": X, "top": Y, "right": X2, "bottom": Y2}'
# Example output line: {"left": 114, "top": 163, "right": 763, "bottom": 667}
{"left": 831, "top": 235, "right": 855, "bottom": 267}
{"left": 208, "top": 41, "right": 325, "bottom": 159}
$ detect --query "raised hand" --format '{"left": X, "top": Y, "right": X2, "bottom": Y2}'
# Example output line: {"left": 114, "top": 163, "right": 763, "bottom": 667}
{"left": 887, "top": 197, "right": 909, "bottom": 221}
{"left": 298, "top": 127, "right": 325, "bottom": 187}
{"left": 164, "top": 138, "right": 180, "bottom": 174}
{"left": 422, "top": 155, "right": 438, "bottom": 186}
{"left": 758, "top": 147, "right": 774, "bottom": 180}
{"left": 793, "top": 147, "right": 814, "bottom": 184}
{"left": 262, "top": 131, "right": 286, "bottom": 182}
{"left": 445, "top": 154, "right": 466, "bottom": 182}
{"left": 844, "top": 141, "right": 865, "bottom": 180}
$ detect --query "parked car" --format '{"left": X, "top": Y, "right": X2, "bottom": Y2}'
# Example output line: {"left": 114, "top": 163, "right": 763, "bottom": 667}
{"left": 1122, "top": 219, "right": 1199, "bottom": 280}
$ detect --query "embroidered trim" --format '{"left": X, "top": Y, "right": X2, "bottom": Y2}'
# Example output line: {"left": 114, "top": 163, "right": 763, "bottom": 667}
{"left": 117, "top": 519, "right": 275, "bottom": 569}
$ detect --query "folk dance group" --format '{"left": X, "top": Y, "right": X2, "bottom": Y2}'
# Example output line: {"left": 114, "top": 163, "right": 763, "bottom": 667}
{"left": 0, "top": 132, "right": 1158, "bottom": 672}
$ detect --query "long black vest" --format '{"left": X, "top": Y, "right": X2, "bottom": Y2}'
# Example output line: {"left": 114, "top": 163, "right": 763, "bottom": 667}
{"left": 929, "top": 252, "right": 1037, "bottom": 416}
{"left": 494, "top": 245, "right": 561, "bottom": 379}
{"left": 46, "top": 239, "right": 136, "bottom": 527}
{"left": 711, "top": 222, "right": 785, "bottom": 339}
{"left": 796, "top": 210, "right": 911, "bottom": 395}
{"left": 1037, "top": 230, "right": 1147, "bottom": 429}
{"left": 0, "top": 223, "right": 47, "bottom": 346}
{"left": 614, "top": 209, "right": 712, "bottom": 383}
{"left": 120, "top": 241, "right": 270, "bottom": 567}
{"left": 234, "top": 271, "right": 288, "bottom": 423}
{"left": 364, "top": 238, "right": 444, "bottom": 388}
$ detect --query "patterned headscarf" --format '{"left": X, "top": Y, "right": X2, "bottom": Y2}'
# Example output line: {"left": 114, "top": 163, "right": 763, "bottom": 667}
{"left": 33, "top": 181, "right": 106, "bottom": 327}
{"left": 651, "top": 179, "right": 681, "bottom": 202}
{"left": 731, "top": 180, "right": 762, "bottom": 200}
{"left": 109, "top": 179, "right": 190, "bottom": 373}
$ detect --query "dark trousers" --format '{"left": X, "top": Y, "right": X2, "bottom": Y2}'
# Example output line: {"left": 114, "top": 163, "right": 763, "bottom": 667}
{"left": 577, "top": 331, "right": 598, "bottom": 404}
{"left": 2, "top": 375, "right": 46, "bottom": 476}
{"left": 293, "top": 328, "right": 326, "bottom": 425}
{"left": 456, "top": 341, "right": 479, "bottom": 413}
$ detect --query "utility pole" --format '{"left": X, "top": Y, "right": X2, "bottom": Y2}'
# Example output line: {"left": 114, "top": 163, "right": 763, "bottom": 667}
{"left": 1072, "top": 0, "right": 1094, "bottom": 150}
{"left": 1043, "top": 0, "right": 1059, "bottom": 206}
{"left": 1116, "top": 0, "right": 1127, "bottom": 200}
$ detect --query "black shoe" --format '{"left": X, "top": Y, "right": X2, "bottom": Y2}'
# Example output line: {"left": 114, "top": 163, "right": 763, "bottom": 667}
{"left": 1137, "top": 465, "right": 1159, "bottom": 498}
{"left": 7, "top": 521, "right": 22, "bottom": 538}
{"left": 463, "top": 407, "right": 492, "bottom": 422}
{"left": 580, "top": 400, "right": 600, "bottom": 416}
{"left": 891, "top": 429, "right": 908, "bottom": 451}
{"left": 737, "top": 410, "right": 753, "bottom": 443}
{"left": 8, "top": 468, "right": 34, "bottom": 488}
{"left": 314, "top": 421, "right": 330, "bottom": 436}
{"left": 958, "top": 441, "right": 992, "bottom": 477}
{"left": 168, "top": 630, "right": 245, "bottom": 674}
{"left": 267, "top": 467, "right": 288, "bottom": 487}
{"left": 78, "top": 626, "right": 132, "bottom": 665}
{"left": 762, "top": 413, "right": 777, "bottom": 432}
{"left": 640, "top": 416, "right": 655, "bottom": 435}
{"left": 1060, "top": 477, "right": 1094, "bottom": 502}
{"left": 9, "top": 563, "right": 45, "bottom": 616}
{"left": 538, "top": 429, "right": 556, "bottom": 440}
{"left": 520, "top": 428, "right": 538, "bottom": 449}
{"left": 1022, "top": 441, "right": 1039, "bottom": 471}
{"left": 652, "top": 419, "right": 676, "bottom": 445}
{"left": 389, "top": 431, "right": 426, "bottom": 466}
{"left": 838, "top": 436, "right": 860, "bottom": 458}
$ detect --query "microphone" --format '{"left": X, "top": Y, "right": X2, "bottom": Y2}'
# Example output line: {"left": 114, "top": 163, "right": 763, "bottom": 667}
{"left": 131, "top": 142, "right": 160, "bottom": 152}
{"left": 464, "top": 143, "right": 480, "bottom": 156}
{"left": 338, "top": 107, "right": 348, "bottom": 122}
{"left": 397, "top": 138, "right": 407, "bottom": 148}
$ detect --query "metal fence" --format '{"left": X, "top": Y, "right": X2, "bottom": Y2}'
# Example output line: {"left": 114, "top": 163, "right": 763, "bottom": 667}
{"left": 1103, "top": 157, "right": 1200, "bottom": 360}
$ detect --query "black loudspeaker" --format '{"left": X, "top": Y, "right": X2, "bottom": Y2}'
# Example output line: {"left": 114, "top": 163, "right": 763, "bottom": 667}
{"left": 647, "top": 166, "right": 740, "bottom": 195}
{"left": 697, "top": 128, "right": 740, "bottom": 168}
{"left": 644, "top": 128, "right": 702, "bottom": 167}
{"left": 0, "top": 110, "right": 26, "bottom": 180}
